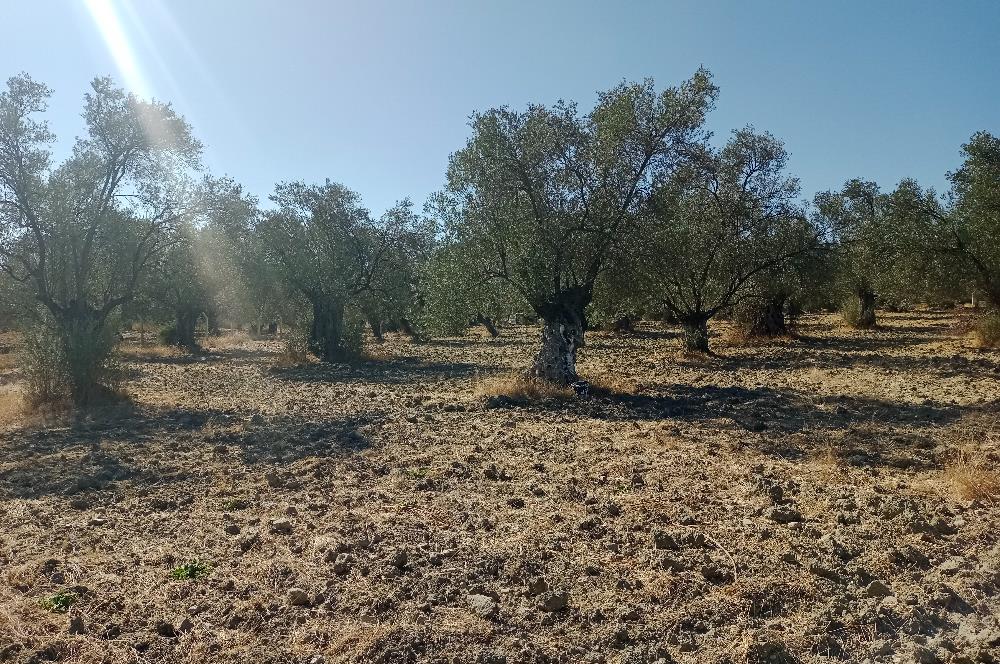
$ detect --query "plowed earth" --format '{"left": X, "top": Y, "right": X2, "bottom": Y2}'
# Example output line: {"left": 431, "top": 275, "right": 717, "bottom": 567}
{"left": 1, "top": 311, "right": 998, "bottom": 663}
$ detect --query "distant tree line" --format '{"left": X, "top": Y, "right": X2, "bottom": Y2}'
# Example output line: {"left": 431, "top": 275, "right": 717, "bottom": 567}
{"left": 1, "top": 70, "right": 998, "bottom": 403}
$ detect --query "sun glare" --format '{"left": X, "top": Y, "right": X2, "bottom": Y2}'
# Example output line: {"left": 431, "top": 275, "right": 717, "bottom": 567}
{"left": 82, "top": 0, "right": 149, "bottom": 98}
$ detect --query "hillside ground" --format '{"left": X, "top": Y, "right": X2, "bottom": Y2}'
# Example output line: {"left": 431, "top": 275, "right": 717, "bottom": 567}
{"left": 0, "top": 311, "right": 998, "bottom": 663}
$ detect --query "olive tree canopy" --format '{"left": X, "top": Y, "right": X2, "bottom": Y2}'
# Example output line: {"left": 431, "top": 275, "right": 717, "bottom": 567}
{"left": 434, "top": 69, "right": 719, "bottom": 384}
{"left": 634, "top": 127, "right": 817, "bottom": 351}
{"left": 0, "top": 73, "right": 202, "bottom": 401}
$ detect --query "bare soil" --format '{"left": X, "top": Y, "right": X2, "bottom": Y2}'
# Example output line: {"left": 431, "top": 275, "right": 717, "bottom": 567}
{"left": 1, "top": 311, "right": 998, "bottom": 663}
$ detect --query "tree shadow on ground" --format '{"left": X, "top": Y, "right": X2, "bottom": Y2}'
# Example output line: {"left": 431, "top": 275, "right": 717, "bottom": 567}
{"left": 717, "top": 342, "right": 998, "bottom": 379}
{"left": 0, "top": 405, "right": 379, "bottom": 500}
{"left": 270, "top": 355, "right": 480, "bottom": 386}
{"left": 484, "top": 383, "right": 984, "bottom": 468}
{"left": 420, "top": 335, "right": 535, "bottom": 350}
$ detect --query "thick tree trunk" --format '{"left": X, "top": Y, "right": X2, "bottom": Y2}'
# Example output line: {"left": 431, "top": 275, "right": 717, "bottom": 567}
{"left": 749, "top": 298, "right": 787, "bottom": 337}
{"left": 611, "top": 316, "right": 634, "bottom": 333}
{"left": 367, "top": 316, "right": 384, "bottom": 342}
{"left": 206, "top": 308, "right": 221, "bottom": 336}
{"left": 309, "top": 297, "right": 350, "bottom": 362}
{"left": 399, "top": 317, "right": 422, "bottom": 341}
{"left": 985, "top": 281, "right": 1000, "bottom": 309}
{"left": 680, "top": 315, "right": 710, "bottom": 353}
{"left": 530, "top": 290, "right": 589, "bottom": 385}
{"left": 857, "top": 291, "right": 877, "bottom": 329}
{"left": 475, "top": 312, "right": 499, "bottom": 338}
{"left": 174, "top": 308, "right": 199, "bottom": 349}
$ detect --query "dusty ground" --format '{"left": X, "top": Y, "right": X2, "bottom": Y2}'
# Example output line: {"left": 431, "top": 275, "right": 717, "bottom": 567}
{"left": 0, "top": 311, "right": 998, "bottom": 663}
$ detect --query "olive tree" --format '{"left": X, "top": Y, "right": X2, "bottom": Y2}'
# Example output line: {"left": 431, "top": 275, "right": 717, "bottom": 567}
{"left": 814, "top": 179, "right": 906, "bottom": 329}
{"left": 634, "top": 128, "right": 817, "bottom": 351}
{"left": 0, "top": 74, "right": 201, "bottom": 402}
{"left": 261, "top": 180, "right": 408, "bottom": 362}
{"left": 143, "top": 222, "right": 215, "bottom": 348}
{"left": 896, "top": 132, "right": 1000, "bottom": 308}
{"left": 356, "top": 200, "right": 435, "bottom": 341}
{"left": 434, "top": 70, "right": 718, "bottom": 384}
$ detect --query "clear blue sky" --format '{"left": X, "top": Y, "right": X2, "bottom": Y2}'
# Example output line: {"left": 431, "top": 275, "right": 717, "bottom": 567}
{"left": 3, "top": 1, "right": 998, "bottom": 215}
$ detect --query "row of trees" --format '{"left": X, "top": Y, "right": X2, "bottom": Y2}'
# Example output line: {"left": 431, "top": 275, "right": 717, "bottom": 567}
{"left": 1, "top": 71, "right": 998, "bottom": 403}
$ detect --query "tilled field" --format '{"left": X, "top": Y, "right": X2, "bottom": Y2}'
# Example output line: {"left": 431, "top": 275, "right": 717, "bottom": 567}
{"left": 1, "top": 311, "right": 998, "bottom": 663}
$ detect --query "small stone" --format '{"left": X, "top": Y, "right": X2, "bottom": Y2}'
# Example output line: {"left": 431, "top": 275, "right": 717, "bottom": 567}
{"left": 659, "top": 554, "right": 687, "bottom": 572}
{"left": 837, "top": 511, "right": 861, "bottom": 525}
{"left": 269, "top": 519, "right": 292, "bottom": 534}
{"left": 526, "top": 577, "right": 548, "bottom": 596}
{"left": 466, "top": 593, "right": 498, "bottom": 620}
{"left": 155, "top": 620, "right": 177, "bottom": 638}
{"left": 333, "top": 553, "right": 354, "bottom": 574}
{"left": 579, "top": 516, "right": 600, "bottom": 531}
{"left": 177, "top": 617, "right": 194, "bottom": 633}
{"left": 264, "top": 472, "right": 284, "bottom": 488}
{"left": 911, "top": 644, "right": 941, "bottom": 664}
{"left": 864, "top": 580, "right": 893, "bottom": 598}
{"left": 701, "top": 563, "right": 734, "bottom": 585}
{"left": 652, "top": 530, "right": 678, "bottom": 550}
{"left": 68, "top": 614, "right": 86, "bottom": 634}
{"left": 539, "top": 591, "right": 569, "bottom": 612}
{"left": 224, "top": 524, "right": 241, "bottom": 535}
{"left": 768, "top": 506, "right": 802, "bottom": 524}
{"left": 287, "top": 588, "right": 311, "bottom": 607}
{"left": 808, "top": 563, "right": 844, "bottom": 584}
{"left": 507, "top": 497, "right": 525, "bottom": 508}
{"left": 391, "top": 549, "right": 408, "bottom": 569}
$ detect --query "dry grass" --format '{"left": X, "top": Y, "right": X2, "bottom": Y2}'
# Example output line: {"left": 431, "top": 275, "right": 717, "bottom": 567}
{"left": 200, "top": 330, "right": 251, "bottom": 351}
{"left": 944, "top": 451, "right": 1000, "bottom": 503}
{"left": 973, "top": 312, "right": 1000, "bottom": 349}
{"left": 0, "top": 352, "right": 16, "bottom": 371}
{"left": 583, "top": 372, "right": 636, "bottom": 396}
{"left": 474, "top": 371, "right": 573, "bottom": 401}
{"left": 0, "top": 386, "right": 25, "bottom": 428}
{"left": 116, "top": 342, "right": 184, "bottom": 360}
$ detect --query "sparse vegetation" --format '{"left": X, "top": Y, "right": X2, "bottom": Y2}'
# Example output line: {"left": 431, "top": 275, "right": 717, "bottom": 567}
{"left": 169, "top": 560, "right": 211, "bottom": 581}
{"left": 40, "top": 591, "right": 76, "bottom": 613}
{"left": 0, "top": 27, "right": 998, "bottom": 664}
{"left": 974, "top": 311, "right": 1000, "bottom": 348}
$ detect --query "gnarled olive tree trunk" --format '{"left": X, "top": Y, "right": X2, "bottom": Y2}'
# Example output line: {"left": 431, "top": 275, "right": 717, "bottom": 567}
{"left": 680, "top": 314, "right": 710, "bottom": 353}
{"left": 367, "top": 315, "right": 384, "bottom": 342}
{"left": 174, "top": 307, "right": 199, "bottom": 349}
{"left": 475, "top": 312, "right": 499, "bottom": 338}
{"left": 530, "top": 288, "right": 589, "bottom": 385}
{"left": 309, "top": 296, "right": 350, "bottom": 362}
{"left": 748, "top": 297, "right": 788, "bottom": 337}
{"left": 856, "top": 290, "right": 877, "bottom": 329}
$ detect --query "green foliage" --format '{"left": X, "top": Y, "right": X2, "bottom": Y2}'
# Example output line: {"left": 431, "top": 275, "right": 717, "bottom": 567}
{"left": 840, "top": 297, "right": 864, "bottom": 328}
{"left": 41, "top": 591, "right": 77, "bottom": 612}
{"left": 259, "top": 181, "right": 414, "bottom": 360}
{"left": 20, "top": 311, "right": 120, "bottom": 405}
{"left": 419, "top": 243, "right": 516, "bottom": 336}
{"left": 630, "top": 127, "right": 818, "bottom": 349}
{"left": 0, "top": 73, "right": 202, "bottom": 403}
{"left": 435, "top": 70, "right": 718, "bottom": 319}
{"left": 975, "top": 312, "right": 1000, "bottom": 348}
{"left": 905, "top": 132, "right": 1000, "bottom": 307}
{"left": 170, "top": 560, "right": 211, "bottom": 581}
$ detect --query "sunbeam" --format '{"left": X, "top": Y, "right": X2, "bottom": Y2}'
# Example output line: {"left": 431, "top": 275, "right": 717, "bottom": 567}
{"left": 82, "top": 0, "right": 149, "bottom": 98}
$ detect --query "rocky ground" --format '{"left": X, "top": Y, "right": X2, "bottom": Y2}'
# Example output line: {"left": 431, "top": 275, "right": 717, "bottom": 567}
{"left": 0, "top": 311, "right": 998, "bottom": 663}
